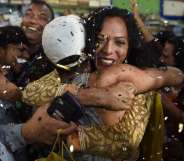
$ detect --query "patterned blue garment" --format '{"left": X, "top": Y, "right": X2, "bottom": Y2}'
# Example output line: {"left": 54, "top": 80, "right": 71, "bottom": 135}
{"left": 0, "top": 99, "right": 27, "bottom": 161}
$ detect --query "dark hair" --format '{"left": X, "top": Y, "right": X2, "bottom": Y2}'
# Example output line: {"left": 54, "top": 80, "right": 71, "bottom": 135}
{"left": 166, "top": 36, "right": 184, "bottom": 71}
{"left": 155, "top": 31, "right": 175, "bottom": 47}
{"left": 31, "top": 0, "right": 54, "bottom": 20}
{"left": 84, "top": 6, "right": 162, "bottom": 69}
{"left": 0, "top": 26, "right": 29, "bottom": 47}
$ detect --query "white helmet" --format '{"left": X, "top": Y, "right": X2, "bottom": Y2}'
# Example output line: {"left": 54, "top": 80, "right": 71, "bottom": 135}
{"left": 42, "top": 15, "right": 86, "bottom": 69}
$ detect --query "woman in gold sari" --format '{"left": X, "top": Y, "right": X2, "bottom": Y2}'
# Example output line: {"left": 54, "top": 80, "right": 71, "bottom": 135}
{"left": 22, "top": 9, "right": 184, "bottom": 161}
{"left": 66, "top": 7, "right": 165, "bottom": 161}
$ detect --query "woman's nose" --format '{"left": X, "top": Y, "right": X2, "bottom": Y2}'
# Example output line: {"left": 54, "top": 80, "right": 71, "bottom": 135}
{"left": 102, "top": 40, "right": 113, "bottom": 55}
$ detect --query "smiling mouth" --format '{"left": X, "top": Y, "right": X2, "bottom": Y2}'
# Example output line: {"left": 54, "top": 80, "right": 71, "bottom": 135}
{"left": 99, "top": 57, "right": 115, "bottom": 66}
{"left": 22, "top": 26, "right": 39, "bottom": 32}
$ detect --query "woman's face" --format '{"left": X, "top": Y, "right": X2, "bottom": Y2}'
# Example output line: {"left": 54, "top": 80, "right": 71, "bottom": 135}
{"left": 5, "top": 43, "right": 29, "bottom": 73}
{"left": 160, "top": 41, "right": 176, "bottom": 66}
{"left": 95, "top": 16, "right": 129, "bottom": 71}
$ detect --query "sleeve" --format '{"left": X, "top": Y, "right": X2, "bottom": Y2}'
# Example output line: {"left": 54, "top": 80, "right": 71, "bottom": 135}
{"left": 22, "top": 70, "right": 61, "bottom": 107}
{"left": 0, "top": 124, "right": 27, "bottom": 152}
{"left": 77, "top": 92, "right": 154, "bottom": 160}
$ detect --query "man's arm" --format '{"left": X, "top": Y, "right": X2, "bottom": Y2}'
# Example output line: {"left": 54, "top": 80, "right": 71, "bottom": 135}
{"left": 22, "top": 70, "right": 135, "bottom": 110}
{"left": 0, "top": 103, "right": 76, "bottom": 153}
{"left": 130, "top": 0, "right": 154, "bottom": 42}
{"left": 95, "top": 64, "right": 184, "bottom": 94}
{"left": 21, "top": 104, "right": 77, "bottom": 145}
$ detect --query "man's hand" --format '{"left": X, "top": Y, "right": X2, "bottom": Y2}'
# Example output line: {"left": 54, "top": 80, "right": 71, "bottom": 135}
{"left": 21, "top": 104, "right": 77, "bottom": 145}
{"left": 130, "top": 0, "right": 139, "bottom": 18}
{"left": 78, "top": 81, "right": 136, "bottom": 111}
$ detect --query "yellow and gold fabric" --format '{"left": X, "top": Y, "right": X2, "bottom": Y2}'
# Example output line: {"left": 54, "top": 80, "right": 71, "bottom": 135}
{"left": 22, "top": 72, "right": 164, "bottom": 161}
{"left": 78, "top": 92, "right": 164, "bottom": 161}
{"left": 22, "top": 70, "right": 61, "bottom": 106}
{"left": 140, "top": 92, "right": 164, "bottom": 161}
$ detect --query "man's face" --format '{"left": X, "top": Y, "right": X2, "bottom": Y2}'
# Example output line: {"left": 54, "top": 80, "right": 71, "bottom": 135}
{"left": 160, "top": 42, "right": 176, "bottom": 66}
{"left": 5, "top": 43, "right": 29, "bottom": 73}
{"left": 21, "top": 3, "right": 52, "bottom": 45}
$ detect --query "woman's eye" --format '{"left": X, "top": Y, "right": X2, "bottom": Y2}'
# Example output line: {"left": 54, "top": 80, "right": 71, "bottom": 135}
{"left": 39, "top": 15, "right": 49, "bottom": 22}
{"left": 115, "top": 40, "right": 126, "bottom": 46}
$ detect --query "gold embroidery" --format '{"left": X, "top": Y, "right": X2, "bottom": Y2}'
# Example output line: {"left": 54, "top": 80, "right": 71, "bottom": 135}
{"left": 79, "top": 92, "right": 154, "bottom": 160}
{"left": 22, "top": 70, "right": 61, "bottom": 106}
{"left": 22, "top": 71, "right": 163, "bottom": 160}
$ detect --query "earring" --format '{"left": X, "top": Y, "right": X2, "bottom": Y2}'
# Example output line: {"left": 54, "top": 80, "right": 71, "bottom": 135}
{"left": 124, "top": 59, "right": 128, "bottom": 64}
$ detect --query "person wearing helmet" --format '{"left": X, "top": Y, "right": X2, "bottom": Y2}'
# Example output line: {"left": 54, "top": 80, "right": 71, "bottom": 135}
{"left": 42, "top": 15, "right": 86, "bottom": 70}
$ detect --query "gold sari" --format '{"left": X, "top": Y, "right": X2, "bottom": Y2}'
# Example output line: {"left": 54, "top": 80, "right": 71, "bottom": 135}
{"left": 22, "top": 71, "right": 164, "bottom": 161}
{"left": 77, "top": 92, "right": 164, "bottom": 161}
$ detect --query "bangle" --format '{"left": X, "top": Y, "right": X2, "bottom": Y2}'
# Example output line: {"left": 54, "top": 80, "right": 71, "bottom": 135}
{"left": 55, "top": 83, "right": 66, "bottom": 96}
{"left": 78, "top": 126, "right": 86, "bottom": 151}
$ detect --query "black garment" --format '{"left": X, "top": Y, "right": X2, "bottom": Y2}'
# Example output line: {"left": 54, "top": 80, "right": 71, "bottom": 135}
{"left": 163, "top": 87, "right": 184, "bottom": 161}
{"left": 8, "top": 47, "right": 55, "bottom": 88}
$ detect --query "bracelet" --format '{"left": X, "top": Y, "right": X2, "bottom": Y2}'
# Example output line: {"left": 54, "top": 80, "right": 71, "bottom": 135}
{"left": 55, "top": 83, "right": 67, "bottom": 96}
{"left": 78, "top": 126, "right": 87, "bottom": 151}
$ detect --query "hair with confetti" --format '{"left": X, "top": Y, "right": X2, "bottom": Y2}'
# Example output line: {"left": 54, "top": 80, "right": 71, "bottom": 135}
{"left": 0, "top": 26, "right": 29, "bottom": 47}
{"left": 167, "top": 36, "right": 184, "bottom": 71}
{"left": 155, "top": 31, "right": 175, "bottom": 47}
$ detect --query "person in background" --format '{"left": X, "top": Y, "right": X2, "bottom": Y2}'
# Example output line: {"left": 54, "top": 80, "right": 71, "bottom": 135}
{"left": 130, "top": 0, "right": 154, "bottom": 42}
{"left": 160, "top": 36, "right": 184, "bottom": 70}
{"left": 160, "top": 36, "right": 184, "bottom": 161}
{"left": 0, "top": 26, "right": 29, "bottom": 101}
{"left": 13, "top": 0, "right": 55, "bottom": 87}
{"left": 0, "top": 3, "right": 56, "bottom": 160}
{"left": 130, "top": 1, "right": 184, "bottom": 160}
{"left": 0, "top": 3, "right": 76, "bottom": 161}
{"left": 0, "top": 26, "right": 29, "bottom": 161}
